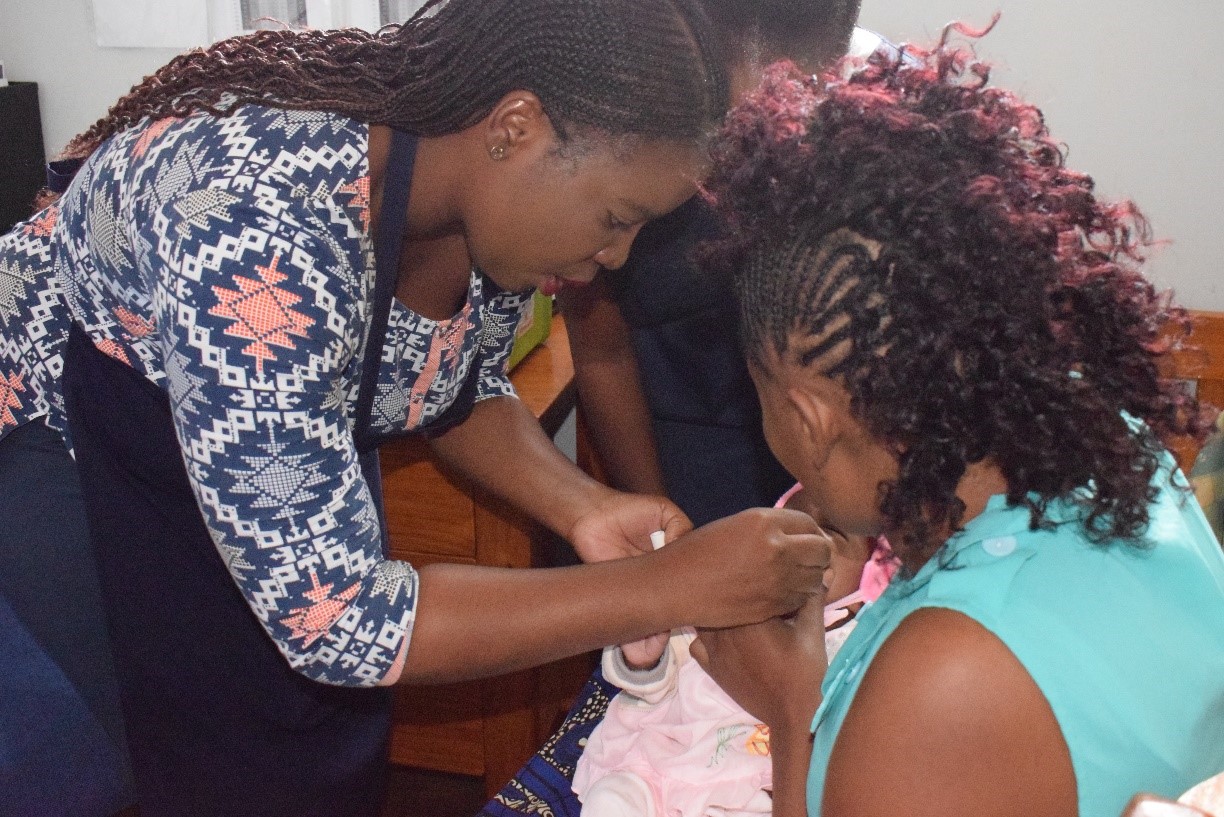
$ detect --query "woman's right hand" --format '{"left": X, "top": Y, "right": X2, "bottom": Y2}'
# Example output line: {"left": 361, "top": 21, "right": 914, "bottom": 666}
{"left": 657, "top": 507, "right": 832, "bottom": 629}
{"left": 392, "top": 507, "right": 827, "bottom": 686}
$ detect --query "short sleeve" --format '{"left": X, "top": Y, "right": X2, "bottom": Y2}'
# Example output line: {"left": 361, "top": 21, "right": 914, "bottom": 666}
{"left": 474, "top": 288, "right": 535, "bottom": 401}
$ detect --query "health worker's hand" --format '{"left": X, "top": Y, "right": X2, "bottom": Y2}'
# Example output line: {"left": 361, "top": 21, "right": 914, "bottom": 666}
{"left": 566, "top": 488, "right": 691, "bottom": 564}
{"left": 568, "top": 489, "right": 689, "bottom": 669}
{"left": 662, "top": 507, "right": 832, "bottom": 629}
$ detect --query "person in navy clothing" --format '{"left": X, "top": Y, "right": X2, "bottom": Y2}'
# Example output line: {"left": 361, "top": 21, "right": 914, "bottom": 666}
{"left": 563, "top": 2, "right": 885, "bottom": 529}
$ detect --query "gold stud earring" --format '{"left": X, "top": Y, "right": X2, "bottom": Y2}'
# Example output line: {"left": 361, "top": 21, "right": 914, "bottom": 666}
{"left": 489, "top": 145, "right": 507, "bottom": 161}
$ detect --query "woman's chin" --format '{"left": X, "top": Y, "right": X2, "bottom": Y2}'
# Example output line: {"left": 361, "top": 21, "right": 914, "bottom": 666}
{"left": 537, "top": 274, "right": 564, "bottom": 296}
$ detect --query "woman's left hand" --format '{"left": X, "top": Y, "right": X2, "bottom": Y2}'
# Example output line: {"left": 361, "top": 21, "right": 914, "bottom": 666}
{"left": 569, "top": 489, "right": 690, "bottom": 668}
{"left": 566, "top": 488, "right": 691, "bottom": 564}
{"left": 690, "top": 597, "right": 828, "bottom": 817}
{"left": 689, "top": 594, "right": 828, "bottom": 731}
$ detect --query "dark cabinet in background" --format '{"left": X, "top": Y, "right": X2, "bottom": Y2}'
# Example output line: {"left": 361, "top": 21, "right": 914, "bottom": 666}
{"left": 0, "top": 82, "right": 47, "bottom": 234}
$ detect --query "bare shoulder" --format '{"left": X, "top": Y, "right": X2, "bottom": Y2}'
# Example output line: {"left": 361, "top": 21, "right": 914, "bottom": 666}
{"left": 822, "top": 606, "right": 1078, "bottom": 817}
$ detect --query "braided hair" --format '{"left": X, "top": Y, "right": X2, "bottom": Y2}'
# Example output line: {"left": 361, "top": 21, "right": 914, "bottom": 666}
{"left": 700, "top": 0, "right": 862, "bottom": 68}
{"left": 705, "top": 30, "right": 1216, "bottom": 565}
{"left": 58, "top": 0, "right": 727, "bottom": 165}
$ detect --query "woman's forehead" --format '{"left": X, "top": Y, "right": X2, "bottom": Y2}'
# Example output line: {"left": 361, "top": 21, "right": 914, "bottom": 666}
{"left": 579, "top": 139, "right": 703, "bottom": 204}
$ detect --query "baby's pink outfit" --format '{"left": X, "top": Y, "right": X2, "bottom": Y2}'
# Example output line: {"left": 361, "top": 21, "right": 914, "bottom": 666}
{"left": 573, "top": 485, "right": 898, "bottom": 817}
{"left": 573, "top": 631, "right": 773, "bottom": 816}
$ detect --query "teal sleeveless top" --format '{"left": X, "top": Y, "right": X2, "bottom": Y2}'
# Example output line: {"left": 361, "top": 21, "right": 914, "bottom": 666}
{"left": 807, "top": 457, "right": 1224, "bottom": 816}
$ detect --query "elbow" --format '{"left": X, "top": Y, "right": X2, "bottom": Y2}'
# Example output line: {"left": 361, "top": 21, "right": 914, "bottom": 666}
{"left": 274, "top": 626, "right": 410, "bottom": 688}
{"left": 268, "top": 564, "right": 419, "bottom": 688}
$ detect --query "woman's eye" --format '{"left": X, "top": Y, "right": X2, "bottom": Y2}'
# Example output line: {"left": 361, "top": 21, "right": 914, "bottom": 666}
{"left": 605, "top": 213, "right": 632, "bottom": 231}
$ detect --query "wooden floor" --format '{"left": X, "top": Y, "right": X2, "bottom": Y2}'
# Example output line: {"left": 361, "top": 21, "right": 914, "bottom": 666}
{"left": 108, "top": 765, "right": 488, "bottom": 817}
{"left": 381, "top": 765, "right": 487, "bottom": 817}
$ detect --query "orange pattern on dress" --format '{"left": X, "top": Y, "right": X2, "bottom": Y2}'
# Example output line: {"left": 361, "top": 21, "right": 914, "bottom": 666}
{"left": 745, "top": 724, "right": 771, "bottom": 757}
{"left": 115, "top": 306, "right": 156, "bottom": 338}
{"left": 281, "top": 570, "right": 362, "bottom": 648}
{"left": 209, "top": 253, "right": 315, "bottom": 373}
{"left": 0, "top": 369, "right": 26, "bottom": 428}
{"left": 337, "top": 175, "right": 372, "bottom": 234}
{"left": 404, "top": 304, "right": 474, "bottom": 429}
{"left": 93, "top": 338, "right": 131, "bottom": 366}
{"left": 23, "top": 206, "right": 58, "bottom": 238}
{"left": 132, "top": 117, "right": 180, "bottom": 158}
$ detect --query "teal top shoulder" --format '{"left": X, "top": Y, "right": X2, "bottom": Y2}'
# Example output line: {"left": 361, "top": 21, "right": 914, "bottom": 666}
{"left": 807, "top": 460, "right": 1224, "bottom": 817}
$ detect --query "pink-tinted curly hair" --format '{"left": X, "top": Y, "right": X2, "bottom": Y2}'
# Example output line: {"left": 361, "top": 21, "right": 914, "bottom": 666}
{"left": 705, "top": 25, "right": 1217, "bottom": 563}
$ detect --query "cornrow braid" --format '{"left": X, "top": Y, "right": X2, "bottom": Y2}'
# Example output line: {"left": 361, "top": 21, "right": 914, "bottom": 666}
{"left": 59, "top": 0, "right": 727, "bottom": 164}
{"left": 737, "top": 226, "right": 885, "bottom": 374}
{"left": 707, "top": 39, "right": 1215, "bottom": 566}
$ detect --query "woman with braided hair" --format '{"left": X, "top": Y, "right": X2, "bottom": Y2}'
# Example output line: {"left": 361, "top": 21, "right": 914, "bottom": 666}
{"left": 0, "top": 1, "right": 833, "bottom": 813}
{"left": 689, "top": 29, "right": 1224, "bottom": 817}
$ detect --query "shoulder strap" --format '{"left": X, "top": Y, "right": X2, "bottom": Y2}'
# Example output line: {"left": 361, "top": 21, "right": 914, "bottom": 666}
{"left": 353, "top": 128, "right": 417, "bottom": 453}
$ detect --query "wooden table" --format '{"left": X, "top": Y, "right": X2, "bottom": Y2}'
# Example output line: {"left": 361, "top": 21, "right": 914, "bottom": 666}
{"left": 379, "top": 317, "right": 596, "bottom": 799}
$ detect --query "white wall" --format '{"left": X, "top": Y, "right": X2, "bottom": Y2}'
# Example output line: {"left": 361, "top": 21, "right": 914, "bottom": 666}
{"left": 857, "top": 1, "right": 1224, "bottom": 311}
{"left": 2, "top": 0, "right": 1221, "bottom": 309}
{"left": 0, "top": 0, "right": 183, "bottom": 157}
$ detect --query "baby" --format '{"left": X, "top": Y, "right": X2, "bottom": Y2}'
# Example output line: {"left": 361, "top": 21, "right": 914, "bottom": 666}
{"left": 572, "top": 488, "right": 897, "bottom": 816}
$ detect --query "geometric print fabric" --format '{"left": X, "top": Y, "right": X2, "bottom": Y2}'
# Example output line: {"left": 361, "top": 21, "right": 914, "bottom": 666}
{"left": 0, "top": 105, "right": 530, "bottom": 686}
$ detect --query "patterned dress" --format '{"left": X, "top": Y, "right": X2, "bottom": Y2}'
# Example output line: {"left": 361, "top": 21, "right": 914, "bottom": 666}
{"left": 0, "top": 105, "right": 532, "bottom": 688}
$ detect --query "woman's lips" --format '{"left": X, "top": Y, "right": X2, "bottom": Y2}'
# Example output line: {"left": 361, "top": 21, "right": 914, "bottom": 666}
{"left": 537, "top": 274, "right": 593, "bottom": 296}
{"left": 538, "top": 274, "right": 564, "bottom": 296}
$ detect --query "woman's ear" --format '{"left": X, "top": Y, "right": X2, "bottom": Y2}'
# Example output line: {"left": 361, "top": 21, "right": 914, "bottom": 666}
{"left": 786, "top": 375, "right": 844, "bottom": 471}
{"left": 482, "top": 90, "right": 549, "bottom": 161}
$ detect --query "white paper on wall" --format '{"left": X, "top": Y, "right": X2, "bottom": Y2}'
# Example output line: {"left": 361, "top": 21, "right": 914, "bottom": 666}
{"left": 93, "top": 0, "right": 423, "bottom": 48}
{"left": 206, "top": 0, "right": 318, "bottom": 41}
{"left": 92, "top": 0, "right": 210, "bottom": 48}
{"left": 343, "top": 0, "right": 430, "bottom": 31}
{"left": 377, "top": 0, "right": 430, "bottom": 26}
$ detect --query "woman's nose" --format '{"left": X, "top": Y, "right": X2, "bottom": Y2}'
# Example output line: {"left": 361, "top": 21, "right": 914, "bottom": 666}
{"left": 593, "top": 226, "right": 643, "bottom": 271}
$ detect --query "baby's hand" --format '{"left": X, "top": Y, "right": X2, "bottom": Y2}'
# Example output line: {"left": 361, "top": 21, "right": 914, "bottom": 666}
{"left": 619, "top": 529, "right": 672, "bottom": 669}
{"left": 619, "top": 631, "right": 670, "bottom": 670}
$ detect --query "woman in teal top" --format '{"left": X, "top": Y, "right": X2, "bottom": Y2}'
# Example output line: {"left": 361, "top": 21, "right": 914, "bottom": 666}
{"left": 807, "top": 456, "right": 1224, "bottom": 815}
{"left": 687, "top": 29, "right": 1224, "bottom": 817}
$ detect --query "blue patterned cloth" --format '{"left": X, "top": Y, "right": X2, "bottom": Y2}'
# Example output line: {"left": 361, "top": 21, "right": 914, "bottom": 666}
{"left": 0, "top": 105, "right": 532, "bottom": 687}
{"left": 480, "top": 668, "right": 618, "bottom": 816}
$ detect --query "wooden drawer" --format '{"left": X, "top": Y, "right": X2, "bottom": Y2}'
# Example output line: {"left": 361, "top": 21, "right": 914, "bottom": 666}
{"left": 381, "top": 319, "right": 595, "bottom": 798}
{"left": 380, "top": 438, "right": 477, "bottom": 560}
{"left": 389, "top": 681, "right": 487, "bottom": 776}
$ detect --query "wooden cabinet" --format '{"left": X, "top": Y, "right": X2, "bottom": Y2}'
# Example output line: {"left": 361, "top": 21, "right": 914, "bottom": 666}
{"left": 379, "top": 318, "right": 596, "bottom": 798}
{"left": 1166, "top": 310, "right": 1224, "bottom": 470}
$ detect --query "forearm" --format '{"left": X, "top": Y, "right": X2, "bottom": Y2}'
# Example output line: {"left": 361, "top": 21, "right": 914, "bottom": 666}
{"left": 396, "top": 507, "right": 818, "bottom": 684}
{"left": 575, "top": 356, "right": 668, "bottom": 495}
{"left": 560, "top": 280, "right": 667, "bottom": 496}
{"left": 386, "top": 506, "right": 830, "bottom": 686}
{"left": 689, "top": 598, "right": 829, "bottom": 816}
{"left": 428, "top": 395, "right": 610, "bottom": 538}
{"left": 770, "top": 724, "right": 815, "bottom": 817}
{"left": 392, "top": 552, "right": 684, "bottom": 685}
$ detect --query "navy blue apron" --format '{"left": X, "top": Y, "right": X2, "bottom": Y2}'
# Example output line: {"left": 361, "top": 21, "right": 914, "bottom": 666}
{"left": 62, "top": 129, "right": 466, "bottom": 815}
